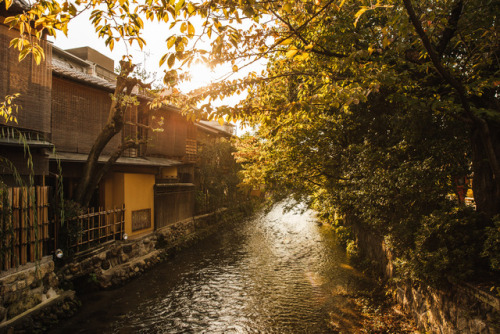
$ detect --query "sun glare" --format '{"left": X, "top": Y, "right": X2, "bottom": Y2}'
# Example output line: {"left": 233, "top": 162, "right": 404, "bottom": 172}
{"left": 179, "top": 63, "right": 216, "bottom": 92}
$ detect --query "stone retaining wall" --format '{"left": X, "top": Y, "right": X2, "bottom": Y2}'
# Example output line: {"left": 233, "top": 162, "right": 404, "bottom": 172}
{"left": 56, "top": 211, "right": 222, "bottom": 289}
{"left": 395, "top": 280, "right": 499, "bottom": 333}
{"left": 0, "top": 256, "right": 59, "bottom": 326}
{"left": 349, "top": 217, "right": 500, "bottom": 333}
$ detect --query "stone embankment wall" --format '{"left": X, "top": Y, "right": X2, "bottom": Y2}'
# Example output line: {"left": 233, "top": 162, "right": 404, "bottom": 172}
{"left": 0, "top": 257, "right": 59, "bottom": 322}
{"left": 350, "top": 218, "right": 500, "bottom": 333}
{"left": 57, "top": 211, "right": 222, "bottom": 289}
{"left": 0, "top": 209, "right": 235, "bottom": 333}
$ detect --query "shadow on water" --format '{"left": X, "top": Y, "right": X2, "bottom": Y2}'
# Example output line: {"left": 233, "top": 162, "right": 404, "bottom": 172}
{"left": 49, "top": 202, "right": 413, "bottom": 334}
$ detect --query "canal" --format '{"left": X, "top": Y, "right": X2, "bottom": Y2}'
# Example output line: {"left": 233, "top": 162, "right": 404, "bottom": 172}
{"left": 50, "top": 203, "right": 414, "bottom": 333}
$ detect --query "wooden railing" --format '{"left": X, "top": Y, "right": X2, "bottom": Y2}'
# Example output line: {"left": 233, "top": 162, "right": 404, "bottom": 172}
{"left": 0, "top": 186, "right": 52, "bottom": 271}
{"left": 68, "top": 206, "right": 125, "bottom": 254}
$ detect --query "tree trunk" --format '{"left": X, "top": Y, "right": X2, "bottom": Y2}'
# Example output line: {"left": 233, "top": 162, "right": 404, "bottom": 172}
{"left": 470, "top": 119, "right": 500, "bottom": 219}
{"left": 73, "top": 122, "right": 124, "bottom": 207}
{"left": 78, "top": 140, "right": 139, "bottom": 207}
{"left": 73, "top": 60, "right": 138, "bottom": 207}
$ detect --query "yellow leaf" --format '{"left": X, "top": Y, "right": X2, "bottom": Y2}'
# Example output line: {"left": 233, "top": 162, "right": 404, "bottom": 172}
{"left": 187, "top": 21, "right": 195, "bottom": 36}
{"left": 295, "top": 52, "right": 310, "bottom": 61}
{"left": 175, "top": 0, "right": 185, "bottom": 12}
{"left": 354, "top": 7, "right": 368, "bottom": 27}
{"left": 383, "top": 37, "right": 390, "bottom": 48}
{"left": 280, "top": 38, "right": 293, "bottom": 45}
{"left": 286, "top": 48, "right": 298, "bottom": 58}
{"left": 232, "top": 65, "right": 238, "bottom": 72}
{"left": 283, "top": 3, "right": 292, "bottom": 13}
{"left": 5, "top": 0, "right": 13, "bottom": 9}
{"left": 167, "top": 53, "right": 175, "bottom": 68}
{"left": 167, "top": 35, "right": 176, "bottom": 49}
{"left": 9, "top": 38, "right": 19, "bottom": 48}
{"left": 218, "top": 117, "right": 224, "bottom": 126}
{"left": 33, "top": 51, "right": 41, "bottom": 65}
{"left": 159, "top": 53, "right": 168, "bottom": 66}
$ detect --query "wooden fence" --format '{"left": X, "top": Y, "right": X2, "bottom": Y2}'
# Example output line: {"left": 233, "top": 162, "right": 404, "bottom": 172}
{"left": 67, "top": 206, "right": 125, "bottom": 254}
{"left": 0, "top": 186, "right": 51, "bottom": 271}
{"left": 154, "top": 184, "right": 195, "bottom": 229}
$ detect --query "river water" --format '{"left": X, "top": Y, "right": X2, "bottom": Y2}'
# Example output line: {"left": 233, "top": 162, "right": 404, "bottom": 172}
{"left": 50, "top": 203, "right": 391, "bottom": 333}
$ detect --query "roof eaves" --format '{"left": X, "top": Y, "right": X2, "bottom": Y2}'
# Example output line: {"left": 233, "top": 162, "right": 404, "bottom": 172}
{"left": 48, "top": 152, "right": 182, "bottom": 167}
{"left": 195, "top": 122, "right": 233, "bottom": 137}
{"left": 52, "top": 63, "right": 116, "bottom": 91}
{"left": 0, "top": 137, "right": 54, "bottom": 148}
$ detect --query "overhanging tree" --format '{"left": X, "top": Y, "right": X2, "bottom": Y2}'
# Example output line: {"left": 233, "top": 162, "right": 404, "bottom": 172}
{"left": 2, "top": 0, "right": 498, "bottom": 216}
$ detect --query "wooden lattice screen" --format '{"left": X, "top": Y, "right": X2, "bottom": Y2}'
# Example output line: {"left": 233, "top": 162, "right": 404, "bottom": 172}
{"left": 68, "top": 206, "right": 125, "bottom": 254}
{"left": 0, "top": 186, "right": 51, "bottom": 271}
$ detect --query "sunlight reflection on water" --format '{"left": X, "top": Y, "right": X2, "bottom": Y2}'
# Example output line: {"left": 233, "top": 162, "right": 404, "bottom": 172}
{"left": 52, "top": 202, "right": 370, "bottom": 334}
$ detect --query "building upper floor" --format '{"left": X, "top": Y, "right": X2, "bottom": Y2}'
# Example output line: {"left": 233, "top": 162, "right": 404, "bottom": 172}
{"left": 0, "top": 23, "right": 207, "bottom": 163}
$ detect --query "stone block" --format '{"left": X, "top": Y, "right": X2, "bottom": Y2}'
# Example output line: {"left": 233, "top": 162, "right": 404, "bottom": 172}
{"left": 101, "top": 260, "right": 111, "bottom": 270}
{"left": 456, "top": 316, "right": 468, "bottom": 331}
{"left": 70, "top": 264, "right": 80, "bottom": 274}
{"left": 26, "top": 274, "right": 35, "bottom": 288}
{"left": 122, "top": 245, "right": 133, "bottom": 254}
{"left": 35, "top": 270, "right": 44, "bottom": 281}
{"left": 471, "top": 319, "right": 486, "bottom": 333}
{"left": 120, "top": 254, "right": 129, "bottom": 263}
{"left": 2, "top": 275, "right": 17, "bottom": 285}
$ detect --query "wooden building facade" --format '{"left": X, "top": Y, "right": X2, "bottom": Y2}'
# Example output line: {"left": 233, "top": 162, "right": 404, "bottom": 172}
{"left": 1, "top": 8, "right": 235, "bottom": 265}
{"left": 48, "top": 46, "right": 198, "bottom": 239}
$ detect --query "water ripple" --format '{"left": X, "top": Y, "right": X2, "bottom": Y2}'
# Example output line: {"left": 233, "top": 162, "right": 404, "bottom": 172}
{"left": 52, "top": 203, "right": 370, "bottom": 334}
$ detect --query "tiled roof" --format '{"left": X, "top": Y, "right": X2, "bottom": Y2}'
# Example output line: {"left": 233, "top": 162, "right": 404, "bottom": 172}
{"left": 48, "top": 151, "right": 183, "bottom": 167}
{"left": 196, "top": 121, "right": 235, "bottom": 137}
{"left": 52, "top": 58, "right": 116, "bottom": 91}
{"left": 50, "top": 48, "right": 182, "bottom": 112}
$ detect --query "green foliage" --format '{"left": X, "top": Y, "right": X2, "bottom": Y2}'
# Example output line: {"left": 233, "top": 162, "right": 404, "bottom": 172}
{"left": 407, "top": 207, "right": 485, "bottom": 286}
{"left": 195, "top": 140, "right": 243, "bottom": 214}
{"left": 0, "top": 129, "right": 44, "bottom": 266}
{"left": 234, "top": 51, "right": 491, "bottom": 283}
{"left": 482, "top": 216, "right": 500, "bottom": 272}
{"left": 0, "top": 93, "right": 19, "bottom": 123}
{"left": 55, "top": 200, "right": 84, "bottom": 259}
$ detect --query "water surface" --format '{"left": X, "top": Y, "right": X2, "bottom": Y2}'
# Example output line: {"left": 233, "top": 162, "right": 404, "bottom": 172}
{"left": 51, "top": 203, "right": 373, "bottom": 333}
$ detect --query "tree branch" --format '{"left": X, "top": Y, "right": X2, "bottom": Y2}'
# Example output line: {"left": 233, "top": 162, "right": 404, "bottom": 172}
{"left": 436, "top": 0, "right": 463, "bottom": 57}
{"left": 270, "top": 0, "right": 348, "bottom": 58}
{"left": 79, "top": 139, "right": 143, "bottom": 207}
{"left": 403, "top": 0, "right": 500, "bottom": 202}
